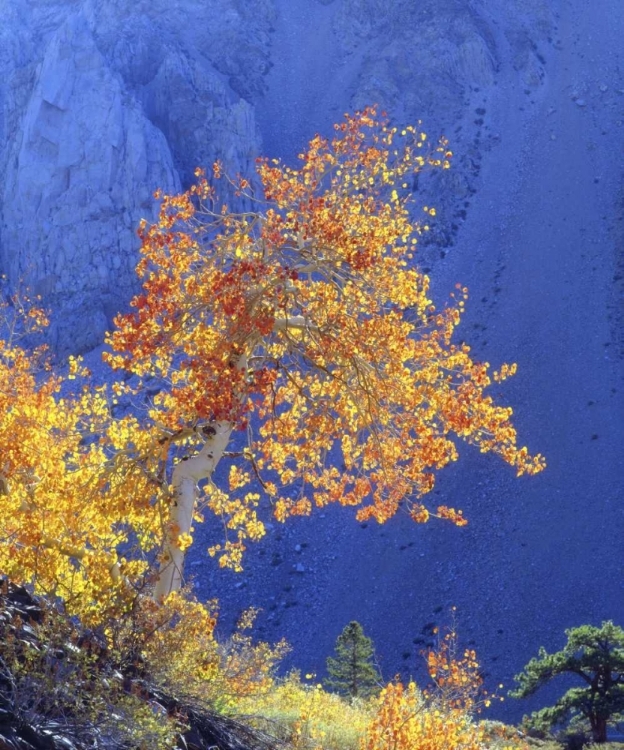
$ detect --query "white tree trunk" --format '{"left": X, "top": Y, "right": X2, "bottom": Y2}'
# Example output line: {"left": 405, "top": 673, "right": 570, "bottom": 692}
{"left": 154, "top": 420, "right": 232, "bottom": 602}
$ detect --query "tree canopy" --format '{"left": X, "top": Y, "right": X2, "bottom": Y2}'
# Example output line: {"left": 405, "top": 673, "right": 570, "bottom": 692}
{"left": 0, "top": 108, "right": 545, "bottom": 618}
{"left": 325, "top": 621, "right": 381, "bottom": 699}
{"left": 511, "top": 621, "right": 624, "bottom": 743}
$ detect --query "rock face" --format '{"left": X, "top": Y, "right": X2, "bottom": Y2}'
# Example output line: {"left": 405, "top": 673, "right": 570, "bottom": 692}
{"left": 257, "top": 0, "right": 552, "bottom": 252}
{"left": 0, "top": 0, "right": 273, "bottom": 353}
{"left": 0, "top": 0, "right": 552, "bottom": 353}
{"left": 329, "top": 0, "right": 551, "bottom": 251}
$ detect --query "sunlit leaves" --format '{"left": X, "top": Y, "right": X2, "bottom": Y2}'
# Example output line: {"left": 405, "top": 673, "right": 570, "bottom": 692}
{"left": 102, "top": 107, "right": 544, "bottom": 575}
{"left": 0, "top": 289, "right": 178, "bottom": 624}
{"left": 0, "top": 108, "right": 545, "bottom": 616}
{"left": 363, "top": 622, "right": 508, "bottom": 750}
{"left": 363, "top": 681, "right": 487, "bottom": 750}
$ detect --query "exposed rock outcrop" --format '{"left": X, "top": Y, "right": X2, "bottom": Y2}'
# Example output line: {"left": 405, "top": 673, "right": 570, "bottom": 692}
{"left": 0, "top": 578, "right": 284, "bottom": 750}
{"left": 0, "top": 0, "right": 553, "bottom": 353}
{"left": 0, "top": 0, "right": 273, "bottom": 353}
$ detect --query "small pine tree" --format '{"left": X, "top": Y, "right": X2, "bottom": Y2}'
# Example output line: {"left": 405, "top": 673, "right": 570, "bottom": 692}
{"left": 325, "top": 621, "right": 381, "bottom": 699}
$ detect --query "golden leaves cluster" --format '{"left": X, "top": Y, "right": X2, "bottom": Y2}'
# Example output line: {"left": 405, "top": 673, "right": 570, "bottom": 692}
{"left": 362, "top": 681, "right": 488, "bottom": 750}
{"left": 362, "top": 623, "right": 516, "bottom": 750}
{"left": 0, "top": 108, "right": 545, "bottom": 617}
{"left": 104, "top": 106, "right": 544, "bottom": 570}
{"left": 0, "top": 297, "right": 167, "bottom": 624}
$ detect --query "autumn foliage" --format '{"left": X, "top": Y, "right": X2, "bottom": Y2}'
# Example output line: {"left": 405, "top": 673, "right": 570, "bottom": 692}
{"left": 0, "top": 106, "right": 544, "bottom": 620}
{"left": 102, "top": 106, "right": 544, "bottom": 597}
{"left": 240, "top": 625, "right": 526, "bottom": 750}
{"left": 0, "top": 297, "right": 143, "bottom": 623}
{"left": 0, "top": 108, "right": 545, "bottom": 747}
{"left": 362, "top": 624, "right": 519, "bottom": 750}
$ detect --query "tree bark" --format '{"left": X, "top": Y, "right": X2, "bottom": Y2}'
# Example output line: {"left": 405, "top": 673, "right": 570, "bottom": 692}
{"left": 153, "top": 421, "right": 233, "bottom": 602}
{"left": 590, "top": 714, "right": 608, "bottom": 743}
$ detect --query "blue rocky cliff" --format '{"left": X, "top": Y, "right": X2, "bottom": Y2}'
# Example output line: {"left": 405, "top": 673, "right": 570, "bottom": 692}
{"left": 0, "top": 0, "right": 552, "bottom": 353}
{"left": 0, "top": 0, "right": 273, "bottom": 352}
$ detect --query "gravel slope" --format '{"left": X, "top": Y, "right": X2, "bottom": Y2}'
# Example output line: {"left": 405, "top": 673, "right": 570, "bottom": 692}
{"left": 417, "top": 0, "right": 624, "bottom": 719}
{"left": 192, "top": 0, "right": 624, "bottom": 723}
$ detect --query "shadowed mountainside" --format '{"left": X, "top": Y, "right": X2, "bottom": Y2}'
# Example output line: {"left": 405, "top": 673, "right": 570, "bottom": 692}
{"left": 0, "top": 0, "right": 549, "bottom": 352}
{"left": 0, "top": 0, "right": 272, "bottom": 352}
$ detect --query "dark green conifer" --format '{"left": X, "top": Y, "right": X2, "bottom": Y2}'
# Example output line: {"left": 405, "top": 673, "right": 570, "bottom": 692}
{"left": 324, "top": 621, "right": 381, "bottom": 699}
{"left": 511, "top": 621, "right": 624, "bottom": 744}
